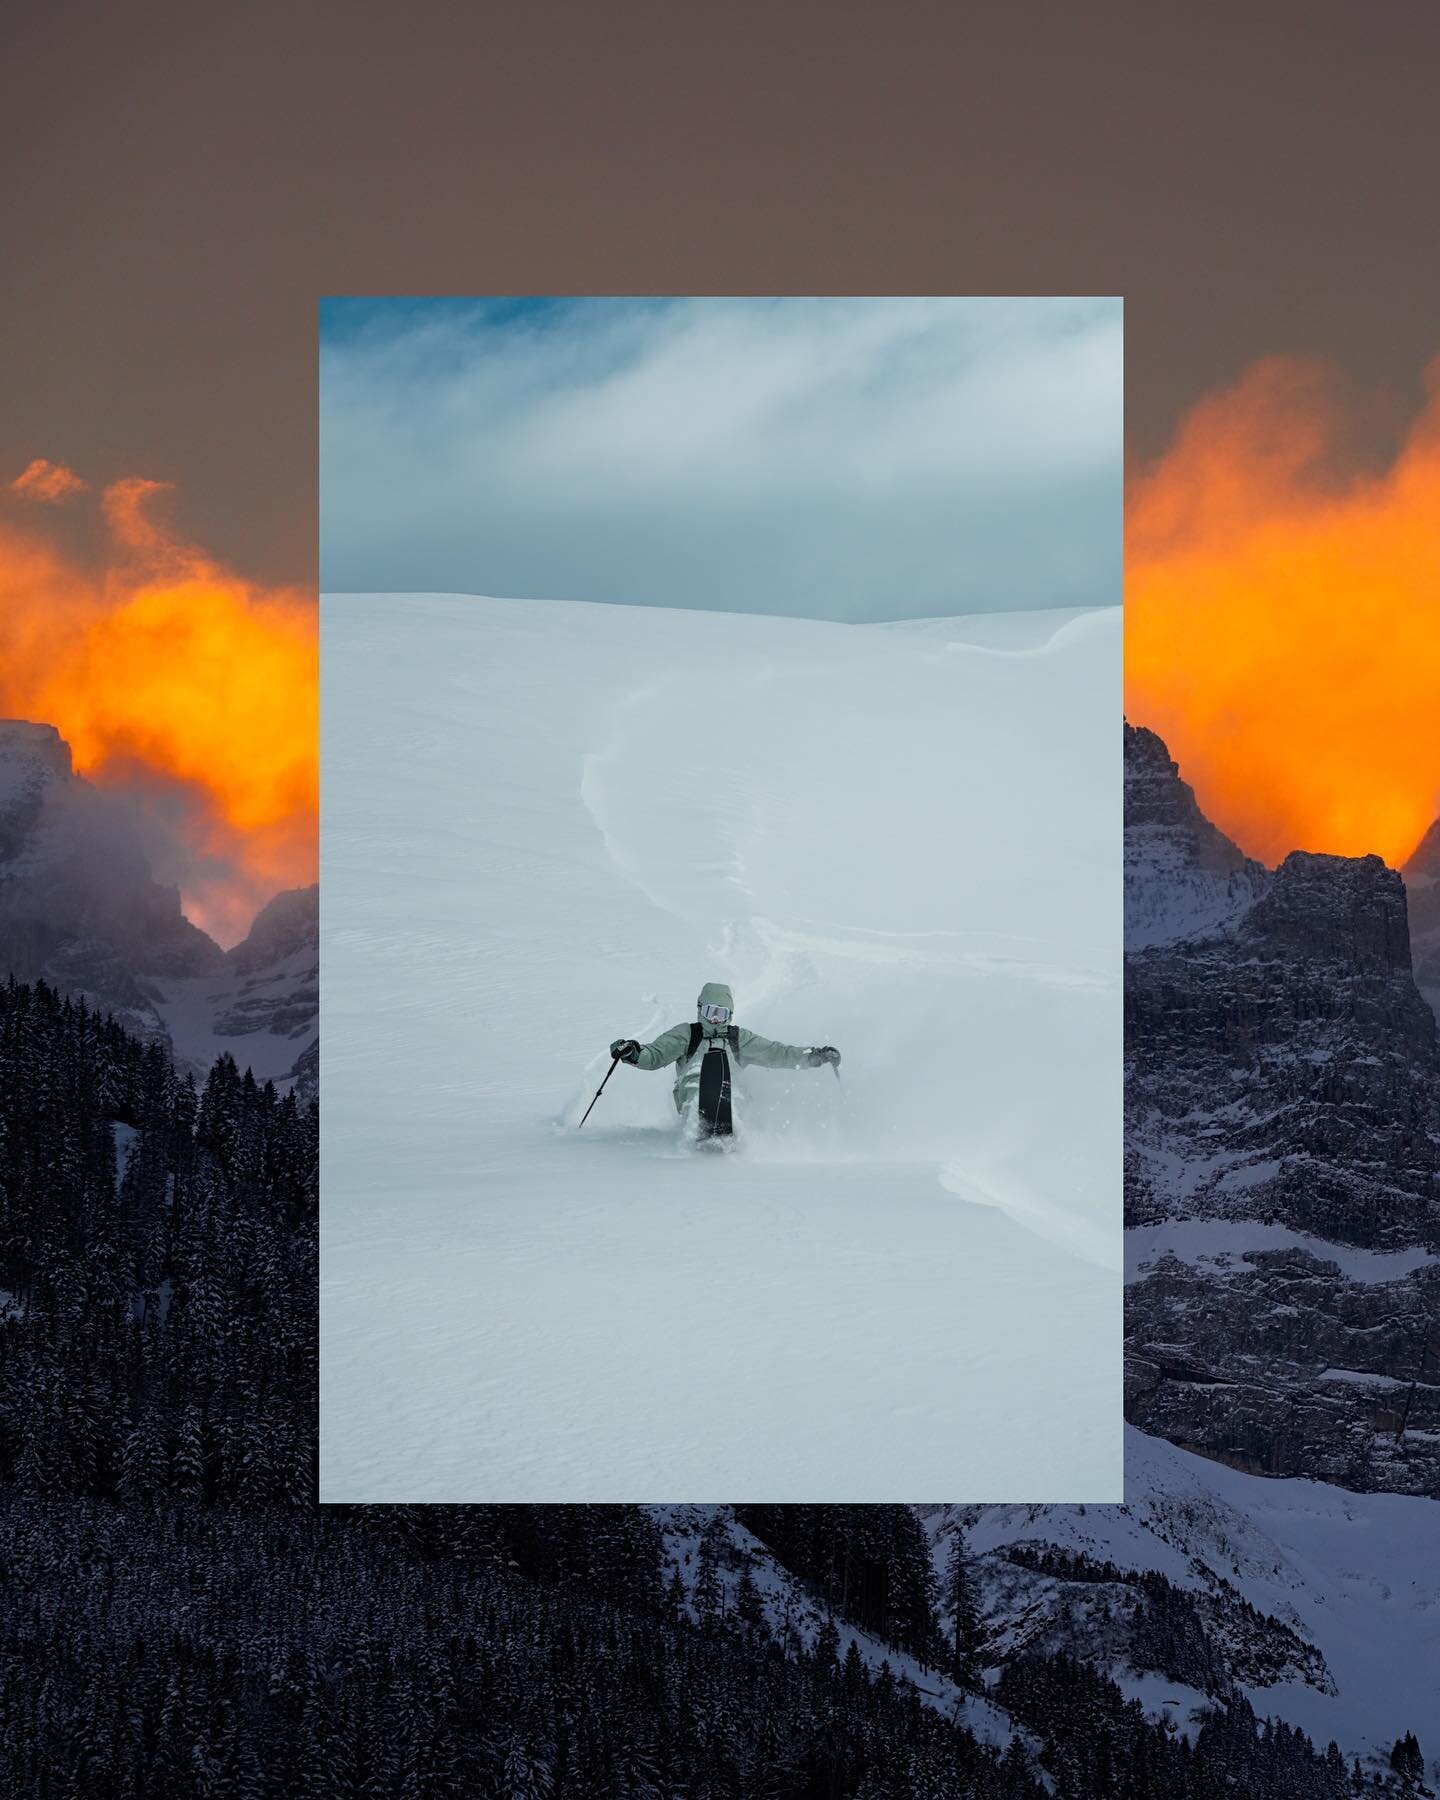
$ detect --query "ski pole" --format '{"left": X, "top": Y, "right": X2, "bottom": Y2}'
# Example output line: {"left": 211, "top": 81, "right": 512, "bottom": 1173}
{"left": 830, "top": 1064, "right": 841, "bottom": 1084}
{"left": 578, "top": 1055, "right": 621, "bottom": 1128}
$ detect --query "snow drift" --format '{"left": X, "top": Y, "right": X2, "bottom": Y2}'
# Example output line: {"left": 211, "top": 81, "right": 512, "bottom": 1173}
{"left": 320, "top": 594, "right": 1121, "bottom": 1501}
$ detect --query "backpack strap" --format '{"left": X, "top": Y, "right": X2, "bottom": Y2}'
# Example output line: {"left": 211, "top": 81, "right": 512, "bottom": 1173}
{"left": 688, "top": 1022, "right": 740, "bottom": 1057}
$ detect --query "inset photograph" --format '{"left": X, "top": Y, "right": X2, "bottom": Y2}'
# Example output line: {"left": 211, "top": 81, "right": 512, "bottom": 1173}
{"left": 318, "top": 297, "right": 1123, "bottom": 1501}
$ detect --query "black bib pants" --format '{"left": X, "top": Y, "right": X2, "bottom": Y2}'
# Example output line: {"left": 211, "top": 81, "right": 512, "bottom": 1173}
{"left": 688, "top": 1023, "right": 738, "bottom": 1137}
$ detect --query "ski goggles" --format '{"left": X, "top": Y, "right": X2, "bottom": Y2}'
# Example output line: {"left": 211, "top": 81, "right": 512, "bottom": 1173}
{"left": 700, "top": 1002, "right": 732, "bottom": 1026}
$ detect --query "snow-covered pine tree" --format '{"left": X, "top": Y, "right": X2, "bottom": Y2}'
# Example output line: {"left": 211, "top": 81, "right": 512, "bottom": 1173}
{"left": 694, "top": 1513, "right": 725, "bottom": 1622}
{"left": 943, "top": 1526, "right": 983, "bottom": 1688}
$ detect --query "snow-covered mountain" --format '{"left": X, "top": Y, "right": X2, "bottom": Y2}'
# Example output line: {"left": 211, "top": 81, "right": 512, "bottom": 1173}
{"left": 923, "top": 1426, "right": 1439, "bottom": 1778}
{"left": 0, "top": 718, "right": 317, "bottom": 1092}
{"left": 1124, "top": 733, "right": 1440, "bottom": 1493}
{"left": 1122, "top": 722, "right": 1269, "bottom": 948}
{"left": 912, "top": 724, "right": 1440, "bottom": 1781}
{"left": 149, "top": 883, "right": 319, "bottom": 1092}
{"left": 0, "top": 720, "right": 224, "bottom": 1042}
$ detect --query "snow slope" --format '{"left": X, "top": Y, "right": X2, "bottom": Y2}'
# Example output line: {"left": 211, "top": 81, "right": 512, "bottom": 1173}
{"left": 320, "top": 593, "right": 1121, "bottom": 1502}
{"left": 148, "top": 886, "right": 319, "bottom": 1089}
{"left": 653, "top": 1505, "right": 1029, "bottom": 1759}
{"left": 931, "top": 1425, "right": 1440, "bottom": 1772}
{"left": 144, "top": 955, "right": 315, "bottom": 1087}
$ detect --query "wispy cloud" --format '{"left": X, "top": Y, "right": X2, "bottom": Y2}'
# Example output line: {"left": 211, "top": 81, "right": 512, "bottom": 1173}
{"left": 321, "top": 297, "right": 1121, "bottom": 621}
{"left": 11, "top": 458, "right": 88, "bottom": 502}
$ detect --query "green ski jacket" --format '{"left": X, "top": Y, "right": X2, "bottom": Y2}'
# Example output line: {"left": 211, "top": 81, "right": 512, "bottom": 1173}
{"left": 628, "top": 982, "right": 823, "bottom": 1113}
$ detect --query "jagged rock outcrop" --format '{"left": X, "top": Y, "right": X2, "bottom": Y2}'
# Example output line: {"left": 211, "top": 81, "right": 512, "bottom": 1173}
{"left": 1124, "top": 725, "right": 1440, "bottom": 1496}
{"left": 1123, "top": 722, "right": 1270, "bottom": 948}
{"left": 1126, "top": 1249, "right": 1440, "bottom": 1488}
{"left": 0, "top": 719, "right": 317, "bottom": 1088}
{"left": 214, "top": 884, "right": 318, "bottom": 1039}
{"left": 962, "top": 1533, "right": 1333, "bottom": 1701}
{"left": 0, "top": 720, "right": 70, "bottom": 854}
{"left": 0, "top": 720, "right": 223, "bottom": 1043}
{"left": 1127, "top": 845, "right": 1439, "bottom": 1249}
{"left": 287, "top": 1037, "right": 319, "bottom": 1106}
{"left": 226, "top": 883, "right": 318, "bottom": 975}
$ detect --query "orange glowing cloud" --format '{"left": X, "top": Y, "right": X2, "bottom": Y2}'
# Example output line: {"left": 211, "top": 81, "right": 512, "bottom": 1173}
{"left": 11, "top": 458, "right": 89, "bottom": 502}
{"left": 1126, "top": 356, "right": 1440, "bottom": 870}
{"left": 0, "top": 470, "right": 315, "bottom": 945}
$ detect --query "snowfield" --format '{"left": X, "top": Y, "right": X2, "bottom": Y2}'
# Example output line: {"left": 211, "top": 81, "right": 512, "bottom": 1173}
{"left": 933, "top": 1425, "right": 1440, "bottom": 1773}
{"left": 148, "top": 949, "right": 318, "bottom": 1088}
{"left": 320, "top": 593, "right": 1121, "bottom": 1501}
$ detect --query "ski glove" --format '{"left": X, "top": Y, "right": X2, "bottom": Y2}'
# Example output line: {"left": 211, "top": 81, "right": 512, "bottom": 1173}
{"left": 806, "top": 1046, "right": 841, "bottom": 1067}
{"left": 610, "top": 1038, "right": 642, "bottom": 1064}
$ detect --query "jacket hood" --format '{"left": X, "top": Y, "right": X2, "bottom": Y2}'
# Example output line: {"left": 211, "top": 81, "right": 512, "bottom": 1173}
{"left": 696, "top": 981, "right": 734, "bottom": 1018}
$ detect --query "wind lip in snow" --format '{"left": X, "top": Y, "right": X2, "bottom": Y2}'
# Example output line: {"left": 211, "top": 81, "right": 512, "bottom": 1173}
{"left": 324, "top": 588, "right": 881, "bottom": 638}
{"left": 881, "top": 603, "right": 1119, "bottom": 659}
{"left": 940, "top": 1166, "right": 1122, "bottom": 1275}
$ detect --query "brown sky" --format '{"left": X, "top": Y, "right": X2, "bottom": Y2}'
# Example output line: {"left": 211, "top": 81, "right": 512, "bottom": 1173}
{"left": 2, "top": 0, "right": 1437, "bottom": 587}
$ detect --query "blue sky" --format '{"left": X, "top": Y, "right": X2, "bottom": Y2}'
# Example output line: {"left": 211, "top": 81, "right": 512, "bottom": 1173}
{"left": 319, "top": 297, "right": 1121, "bottom": 621}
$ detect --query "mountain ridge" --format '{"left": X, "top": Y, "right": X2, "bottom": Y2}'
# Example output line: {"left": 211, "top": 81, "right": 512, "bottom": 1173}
{"left": 0, "top": 717, "right": 317, "bottom": 1090}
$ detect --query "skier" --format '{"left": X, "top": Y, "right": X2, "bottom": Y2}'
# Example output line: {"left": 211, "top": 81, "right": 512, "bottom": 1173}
{"left": 610, "top": 981, "right": 840, "bottom": 1139}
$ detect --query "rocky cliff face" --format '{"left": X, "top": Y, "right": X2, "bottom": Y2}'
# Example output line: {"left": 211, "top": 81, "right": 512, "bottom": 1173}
{"left": 1404, "top": 817, "right": 1440, "bottom": 1021}
{"left": 145, "top": 881, "right": 319, "bottom": 1087}
{"left": 0, "top": 720, "right": 70, "bottom": 854}
{"left": 215, "top": 884, "right": 318, "bottom": 1041}
{"left": 0, "top": 719, "right": 317, "bottom": 1089}
{"left": 1125, "top": 1245, "right": 1440, "bottom": 1491}
{"left": 1124, "top": 729, "right": 1440, "bottom": 1493}
{"left": 0, "top": 720, "right": 223, "bottom": 1044}
{"left": 1128, "top": 851, "right": 1439, "bottom": 1247}
{"left": 1123, "top": 722, "right": 1270, "bottom": 949}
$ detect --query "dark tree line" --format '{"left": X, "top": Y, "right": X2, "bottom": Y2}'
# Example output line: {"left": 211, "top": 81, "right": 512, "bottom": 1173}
{"left": 0, "top": 978, "right": 316, "bottom": 1506}
{"left": 2, "top": 1501, "right": 1049, "bottom": 1800}
{"left": 734, "top": 1505, "right": 942, "bottom": 1666}
{"left": 996, "top": 1654, "right": 1360, "bottom": 1800}
{"left": 0, "top": 977, "right": 1419, "bottom": 1795}
{"left": 1001, "top": 1544, "right": 1133, "bottom": 1585}
{"left": 2, "top": 1499, "right": 1388, "bottom": 1800}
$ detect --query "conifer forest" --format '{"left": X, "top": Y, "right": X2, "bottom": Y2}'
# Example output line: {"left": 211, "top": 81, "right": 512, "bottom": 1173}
{"left": 0, "top": 980, "right": 1422, "bottom": 1795}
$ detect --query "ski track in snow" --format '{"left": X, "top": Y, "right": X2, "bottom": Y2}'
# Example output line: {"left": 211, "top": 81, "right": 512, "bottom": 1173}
{"left": 320, "top": 593, "right": 1122, "bottom": 1501}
